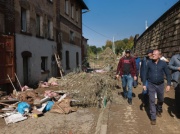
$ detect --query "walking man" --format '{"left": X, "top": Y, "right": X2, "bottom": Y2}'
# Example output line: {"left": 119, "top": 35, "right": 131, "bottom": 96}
{"left": 116, "top": 49, "right": 137, "bottom": 105}
{"left": 133, "top": 53, "right": 141, "bottom": 88}
{"left": 143, "top": 49, "right": 171, "bottom": 125}
{"left": 140, "top": 49, "right": 153, "bottom": 107}
{"left": 168, "top": 54, "right": 180, "bottom": 116}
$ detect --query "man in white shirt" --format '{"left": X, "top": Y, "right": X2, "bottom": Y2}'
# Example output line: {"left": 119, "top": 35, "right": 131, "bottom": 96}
{"left": 160, "top": 53, "right": 169, "bottom": 63}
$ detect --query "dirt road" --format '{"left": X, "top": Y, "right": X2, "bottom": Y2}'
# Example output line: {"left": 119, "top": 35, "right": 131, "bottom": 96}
{"left": 0, "top": 82, "right": 180, "bottom": 134}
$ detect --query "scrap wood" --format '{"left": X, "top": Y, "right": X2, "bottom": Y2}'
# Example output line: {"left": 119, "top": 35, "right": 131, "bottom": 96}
{"left": 0, "top": 102, "right": 17, "bottom": 108}
{"left": 2, "top": 107, "right": 15, "bottom": 111}
{"left": 52, "top": 100, "right": 65, "bottom": 114}
{"left": 7, "top": 74, "right": 17, "bottom": 95}
{"left": 15, "top": 73, "right": 22, "bottom": 90}
{"left": 17, "top": 90, "right": 40, "bottom": 105}
{"left": 0, "top": 99, "right": 19, "bottom": 103}
{"left": 50, "top": 99, "right": 77, "bottom": 114}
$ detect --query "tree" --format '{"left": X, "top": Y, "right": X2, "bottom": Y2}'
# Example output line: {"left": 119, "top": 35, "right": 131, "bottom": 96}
{"left": 105, "top": 40, "right": 113, "bottom": 49}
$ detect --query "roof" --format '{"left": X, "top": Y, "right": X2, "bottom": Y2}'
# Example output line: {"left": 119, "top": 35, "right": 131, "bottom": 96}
{"left": 78, "top": 0, "right": 89, "bottom": 10}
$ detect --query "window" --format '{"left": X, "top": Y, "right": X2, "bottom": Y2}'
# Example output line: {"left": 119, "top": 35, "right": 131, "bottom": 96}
{"left": 71, "top": 4, "right": 74, "bottom": 19}
{"left": 36, "top": 15, "right": 40, "bottom": 36}
{"left": 70, "top": 31, "right": 74, "bottom": 42}
{"left": 41, "top": 57, "right": 48, "bottom": 71}
{"left": 76, "top": 9, "right": 79, "bottom": 22}
{"left": 65, "top": 51, "right": 70, "bottom": 69}
{"left": 76, "top": 52, "right": 79, "bottom": 67}
{"left": 21, "top": 8, "right": 27, "bottom": 32}
{"left": 65, "top": 0, "right": 69, "bottom": 14}
{"left": 36, "top": 15, "right": 43, "bottom": 36}
{"left": 47, "top": 20, "right": 53, "bottom": 39}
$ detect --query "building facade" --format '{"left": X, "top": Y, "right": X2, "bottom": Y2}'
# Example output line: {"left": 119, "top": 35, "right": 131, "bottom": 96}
{"left": 59, "top": 0, "right": 88, "bottom": 73}
{"left": 0, "top": 0, "right": 89, "bottom": 91}
{"left": 14, "top": 0, "right": 57, "bottom": 86}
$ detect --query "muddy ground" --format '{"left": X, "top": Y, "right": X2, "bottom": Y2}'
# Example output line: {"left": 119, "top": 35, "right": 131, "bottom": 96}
{"left": 0, "top": 80, "right": 180, "bottom": 134}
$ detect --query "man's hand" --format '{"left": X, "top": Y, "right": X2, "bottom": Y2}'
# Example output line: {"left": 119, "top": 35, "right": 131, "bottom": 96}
{"left": 143, "top": 86, "right": 146, "bottom": 91}
{"left": 166, "top": 85, "right": 170, "bottom": 92}
{"left": 178, "top": 67, "right": 180, "bottom": 71}
{"left": 116, "top": 75, "right": 119, "bottom": 79}
{"left": 134, "top": 76, "right": 137, "bottom": 80}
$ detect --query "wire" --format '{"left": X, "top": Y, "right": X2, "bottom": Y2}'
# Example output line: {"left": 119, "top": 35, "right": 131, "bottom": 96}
{"left": 83, "top": 23, "right": 112, "bottom": 40}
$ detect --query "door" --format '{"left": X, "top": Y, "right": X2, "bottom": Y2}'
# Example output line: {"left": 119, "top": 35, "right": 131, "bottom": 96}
{"left": 23, "top": 57, "right": 29, "bottom": 85}
{"left": 0, "top": 36, "right": 15, "bottom": 84}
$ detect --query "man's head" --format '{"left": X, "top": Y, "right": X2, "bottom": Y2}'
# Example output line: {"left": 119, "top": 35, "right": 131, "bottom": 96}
{"left": 146, "top": 49, "right": 153, "bottom": 59}
{"left": 125, "top": 49, "right": 131, "bottom": 57}
{"left": 153, "top": 49, "right": 161, "bottom": 61}
{"left": 134, "top": 53, "right": 138, "bottom": 58}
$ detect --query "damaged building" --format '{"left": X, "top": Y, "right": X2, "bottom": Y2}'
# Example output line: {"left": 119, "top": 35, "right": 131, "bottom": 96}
{"left": 0, "top": 0, "right": 89, "bottom": 91}
{"left": 60, "top": 0, "right": 89, "bottom": 74}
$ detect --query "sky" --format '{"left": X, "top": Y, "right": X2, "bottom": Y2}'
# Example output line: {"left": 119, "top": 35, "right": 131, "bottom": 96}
{"left": 82, "top": 0, "right": 179, "bottom": 47}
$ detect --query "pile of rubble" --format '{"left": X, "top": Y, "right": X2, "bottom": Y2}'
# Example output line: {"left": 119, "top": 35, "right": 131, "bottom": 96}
{"left": 88, "top": 47, "right": 117, "bottom": 71}
{"left": 0, "top": 71, "right": 117, "bottom": 124}
{"left": 55, "top": 72, "right": 116, "bottom": 107}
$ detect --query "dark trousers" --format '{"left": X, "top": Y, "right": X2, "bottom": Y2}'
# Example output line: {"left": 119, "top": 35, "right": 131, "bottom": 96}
{"left": 148, "top": 82, "right": 164, "bottom": 120}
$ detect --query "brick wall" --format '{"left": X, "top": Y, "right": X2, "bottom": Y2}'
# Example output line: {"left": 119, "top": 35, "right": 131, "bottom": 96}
{"left": 60, "top": 0, "right": 82, "bottom": 47}
{"left": 134, "top": 1, "right": 180, "bottom": 59}
{"left": 14, "top": 0, "right": 56, "bottom": 41}
{"left": 0, "top": 0, "right": 15, "bottom": 35}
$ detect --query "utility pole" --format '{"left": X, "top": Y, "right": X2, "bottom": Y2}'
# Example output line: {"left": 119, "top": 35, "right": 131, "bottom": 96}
{"left": 145, "top": 20, "right": 148, "bottom": 30}
{"left": 112, "top": 36, "right": 115, "bottom": 54}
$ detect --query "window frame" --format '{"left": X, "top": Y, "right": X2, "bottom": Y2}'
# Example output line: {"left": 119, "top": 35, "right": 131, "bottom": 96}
{"left": 65, "top": 0, "right": 69, "bottom": 15}
{"left": 41, "top": 57, "right": 48, "bottom": 72}
{"left": 71, "top": 4, "right": 74, "bottom": 19}
{"left": 21, "top": 7, "right": 27, "bottom": 32}
{"left": 65, "top": 51, "right": 70, "bottom": 70}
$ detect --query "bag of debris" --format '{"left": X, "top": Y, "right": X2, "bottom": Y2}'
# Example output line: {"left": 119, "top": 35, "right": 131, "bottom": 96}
{"left": 43, "top": 101, "right": 54, "bottom": 112}
{"left": 17, "top": 102, "right": 30, "bottom": 114}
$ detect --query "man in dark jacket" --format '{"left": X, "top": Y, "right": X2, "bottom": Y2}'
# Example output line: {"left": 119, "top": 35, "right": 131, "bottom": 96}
{"left": 116, "top": 49, "right": 137, "bottom": 105}
{"left": 133, "top": 53, "right": 141, "bottom": 88}
{"left": 168, "top": 54, "right": 180, "bottom": 115}
{"left": 143, "top": 49, "right": 171, "bottom": 125}
{"left": 140, "top": 49, "right": 153, "bottom": 107}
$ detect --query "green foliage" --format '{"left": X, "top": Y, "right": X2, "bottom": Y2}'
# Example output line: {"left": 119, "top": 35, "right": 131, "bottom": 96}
{"left": 114, "top": 36, "right": 134, "bottom": 55}
{"left": 87, "top": 45, "right": 103, "bottom": 58}
{"left": 87, "top": 36, "right": 134, "bottom": 56}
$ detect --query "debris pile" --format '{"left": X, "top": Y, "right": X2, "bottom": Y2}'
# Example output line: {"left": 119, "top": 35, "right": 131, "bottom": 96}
{"left": 0, "top": 61, "right": 118, "bottom": 125}
{"left": 88, "top": 47, "right": 117, "bottom": 71}
{"left": 55, "top": 72, "right": 116, "bottom": 107}
{"left": 98, "top": 47, "right": 117, "bottom": 71}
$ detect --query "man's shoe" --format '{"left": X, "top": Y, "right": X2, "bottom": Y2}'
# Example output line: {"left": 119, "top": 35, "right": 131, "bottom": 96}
{"left": 128, "top": 98, "right": 132, "bottom": 105}
{"left": 151, "top": 119, "right": 156, "bottom": 125}
{"left": 157, "top": 111, "right": 162, "bottom": 117}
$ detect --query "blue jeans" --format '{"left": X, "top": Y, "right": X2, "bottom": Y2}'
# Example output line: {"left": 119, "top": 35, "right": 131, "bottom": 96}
{"left": 121, "top": 74, "right": 133, "bottom": 99}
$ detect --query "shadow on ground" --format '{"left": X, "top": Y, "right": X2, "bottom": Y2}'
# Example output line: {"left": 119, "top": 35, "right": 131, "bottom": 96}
{"left": 164, "top": 97, "right": 180, "bottom": 119}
